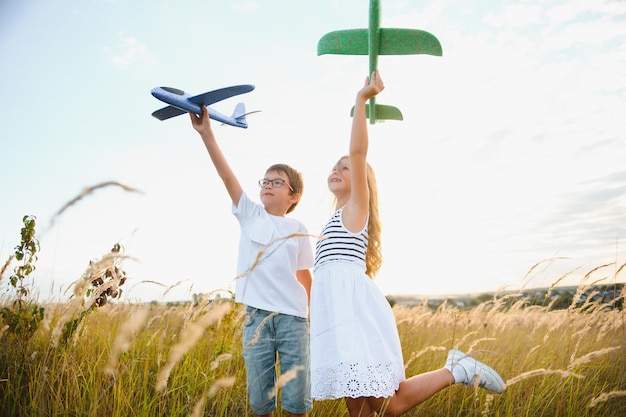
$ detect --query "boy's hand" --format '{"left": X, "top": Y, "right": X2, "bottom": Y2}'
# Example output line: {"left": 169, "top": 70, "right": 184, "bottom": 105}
{"left": 189, "top": 105, "right": 212, "bottom": 136}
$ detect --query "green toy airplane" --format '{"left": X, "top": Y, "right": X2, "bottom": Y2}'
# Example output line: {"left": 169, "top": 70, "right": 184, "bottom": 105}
{"left": 317, "top": 0, "right": 442, "bottom": 124}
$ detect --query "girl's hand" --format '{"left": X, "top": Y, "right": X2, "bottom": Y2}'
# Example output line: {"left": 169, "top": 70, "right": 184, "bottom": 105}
{"left": 357, "top": 70, "right": 385, "bottom": 101}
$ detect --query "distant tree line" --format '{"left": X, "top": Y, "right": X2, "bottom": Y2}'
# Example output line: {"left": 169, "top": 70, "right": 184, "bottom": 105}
{"left": 388, "top": 283, "right": 624, "bottom": 311}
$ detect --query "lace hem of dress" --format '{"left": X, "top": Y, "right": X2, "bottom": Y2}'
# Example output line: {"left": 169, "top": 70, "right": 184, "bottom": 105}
{"left": 311, "top": 361, "right": 404, "bottom": 399}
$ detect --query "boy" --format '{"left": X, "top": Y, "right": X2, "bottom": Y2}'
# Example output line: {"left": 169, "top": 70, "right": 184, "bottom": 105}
{"left": 190, "top": 106, "right": 314, "bottom": 417}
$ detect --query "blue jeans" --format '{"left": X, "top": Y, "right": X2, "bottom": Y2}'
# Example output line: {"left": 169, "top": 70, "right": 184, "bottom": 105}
{"left": 242, "top": 306, "right": 312, "bottom": 415}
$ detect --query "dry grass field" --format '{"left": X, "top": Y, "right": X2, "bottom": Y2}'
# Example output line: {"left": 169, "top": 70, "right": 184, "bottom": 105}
{"left": 1, "top": 278, "right": 624, "bottom": 416}
{"left": 1, "top": 185, "right": 624, "bottom": 416}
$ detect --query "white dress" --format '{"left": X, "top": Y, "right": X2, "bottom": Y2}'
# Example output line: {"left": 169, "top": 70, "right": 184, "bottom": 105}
{"left": 310, "top": 208, "right": 405, "bottom": 399}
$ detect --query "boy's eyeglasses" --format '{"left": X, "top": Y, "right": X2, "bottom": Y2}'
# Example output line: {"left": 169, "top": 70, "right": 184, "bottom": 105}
{"left": 258, "top": 179, "right": 294, "bottom": 192}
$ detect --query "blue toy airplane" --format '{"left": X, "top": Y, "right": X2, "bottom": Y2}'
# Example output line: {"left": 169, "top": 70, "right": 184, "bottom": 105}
{"left": 151, "top": 84, "right": 257, "bottom": 128}
{"left": 317, "top": 0, "right": 442, "bottom": 123}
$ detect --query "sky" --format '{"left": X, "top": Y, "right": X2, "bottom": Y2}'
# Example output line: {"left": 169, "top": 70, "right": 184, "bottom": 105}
{"left": 1, "top": 0, "right": 625, "bottom": 304}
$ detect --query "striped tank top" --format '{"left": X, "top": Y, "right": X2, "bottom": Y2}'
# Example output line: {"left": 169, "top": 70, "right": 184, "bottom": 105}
{"left": 314, "top": 207, "right": 368, "bottom": 270}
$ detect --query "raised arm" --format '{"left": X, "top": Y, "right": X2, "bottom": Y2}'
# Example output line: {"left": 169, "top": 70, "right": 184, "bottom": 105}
{"left": 190, "top": 105, "right": 243, "bottom": 206}
{"left": 343, "top": 71, "right": 385, "bottom": 231}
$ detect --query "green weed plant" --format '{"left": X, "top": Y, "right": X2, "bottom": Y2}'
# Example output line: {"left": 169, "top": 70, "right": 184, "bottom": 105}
{"left": 1, "top": 215, "right": 44, "bottom": 339}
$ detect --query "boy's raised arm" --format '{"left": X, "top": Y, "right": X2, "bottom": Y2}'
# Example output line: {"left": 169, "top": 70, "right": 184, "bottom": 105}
{"left": 190, "top": 105, "right": 243, "bottom": 206}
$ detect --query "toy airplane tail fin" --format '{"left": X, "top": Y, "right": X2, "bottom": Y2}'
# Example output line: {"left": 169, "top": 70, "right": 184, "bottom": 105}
{"left": 350, "top": 103, "right": 403, "bottom": 123}
{"left": 228, "top": 103, "right": 262, "bottom": 128}
{"left": 231, "top": 103, "right": 249, "bottom": 128}
{"left": 232, "top": 102, "right": 247, "bottom": 120}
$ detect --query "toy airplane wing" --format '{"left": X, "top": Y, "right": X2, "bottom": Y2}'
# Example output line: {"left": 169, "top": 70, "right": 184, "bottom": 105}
{"left": 317, "top": 29, "right": 369, "bottom": 55}
{"left": 188, "top": 84, "right": 255, "bottom": 107}
{"left": 318, "top": 28, "right": 442, "bottom": 57}
{"left": 151, "top": 106, "right": 187, "bottom": 121}
{"left": 380, "top": 28, "right": 442, "bottom": 56}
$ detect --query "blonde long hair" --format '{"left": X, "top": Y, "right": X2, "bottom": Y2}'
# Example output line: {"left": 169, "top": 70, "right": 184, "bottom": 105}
{"left": 365, "top": 162, "right": 382, "bottom": 278}
{"left": 331, "top": 159, "right": 382, "bottom": 278}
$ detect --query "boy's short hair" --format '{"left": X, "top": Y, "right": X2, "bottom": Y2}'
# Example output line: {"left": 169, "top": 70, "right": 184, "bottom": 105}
{"left": 266, "top": 163, "right": 303, "bottom": 214}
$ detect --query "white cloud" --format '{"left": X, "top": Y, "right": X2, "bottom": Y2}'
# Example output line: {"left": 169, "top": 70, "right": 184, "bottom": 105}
{"left": 543, "top": 17, "right": 626, "bottom": 51}
{"left": 483, "top": 4, "right": 544, "bottom": 28}
{"left": 231, "top": 1, "right": 258, "bottom": 14}
{"left": 546, "top": 0, "right": 626, "bottom": 25}
{"left": 105, "top": 36, "right": 157, "bottom": 70}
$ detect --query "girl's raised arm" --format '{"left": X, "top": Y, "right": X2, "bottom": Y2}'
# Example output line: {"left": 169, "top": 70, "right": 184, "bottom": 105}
{"left": 343, "top": 71, "right": 384, "bottom": 232}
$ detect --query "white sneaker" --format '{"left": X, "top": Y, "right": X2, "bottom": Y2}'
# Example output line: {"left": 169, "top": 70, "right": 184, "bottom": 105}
{"left": 447, "top": 349, "right": 506, "bottom": 393}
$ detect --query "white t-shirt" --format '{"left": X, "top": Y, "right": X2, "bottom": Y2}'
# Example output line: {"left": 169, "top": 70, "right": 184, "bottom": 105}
{"left": 233, "top": 192, "right": 314, "bottom": 318}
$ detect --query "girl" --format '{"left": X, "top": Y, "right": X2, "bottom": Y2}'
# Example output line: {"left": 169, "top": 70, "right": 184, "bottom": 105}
{"left": 309, "top": 71, "right": 505, "bottom": 417}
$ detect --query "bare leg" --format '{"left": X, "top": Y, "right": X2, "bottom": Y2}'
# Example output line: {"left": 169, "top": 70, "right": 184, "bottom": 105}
{"left": 253, "top": 413, "right": 273, "bottom": 417}
{"left": 367, "top": 369, "right": 454, "bottom": 417}
{"left": 346, "top": 397, "right": 377, "bottom": 417}
{"left": 288, "top": 413, "right": 307, "bottom": 417}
